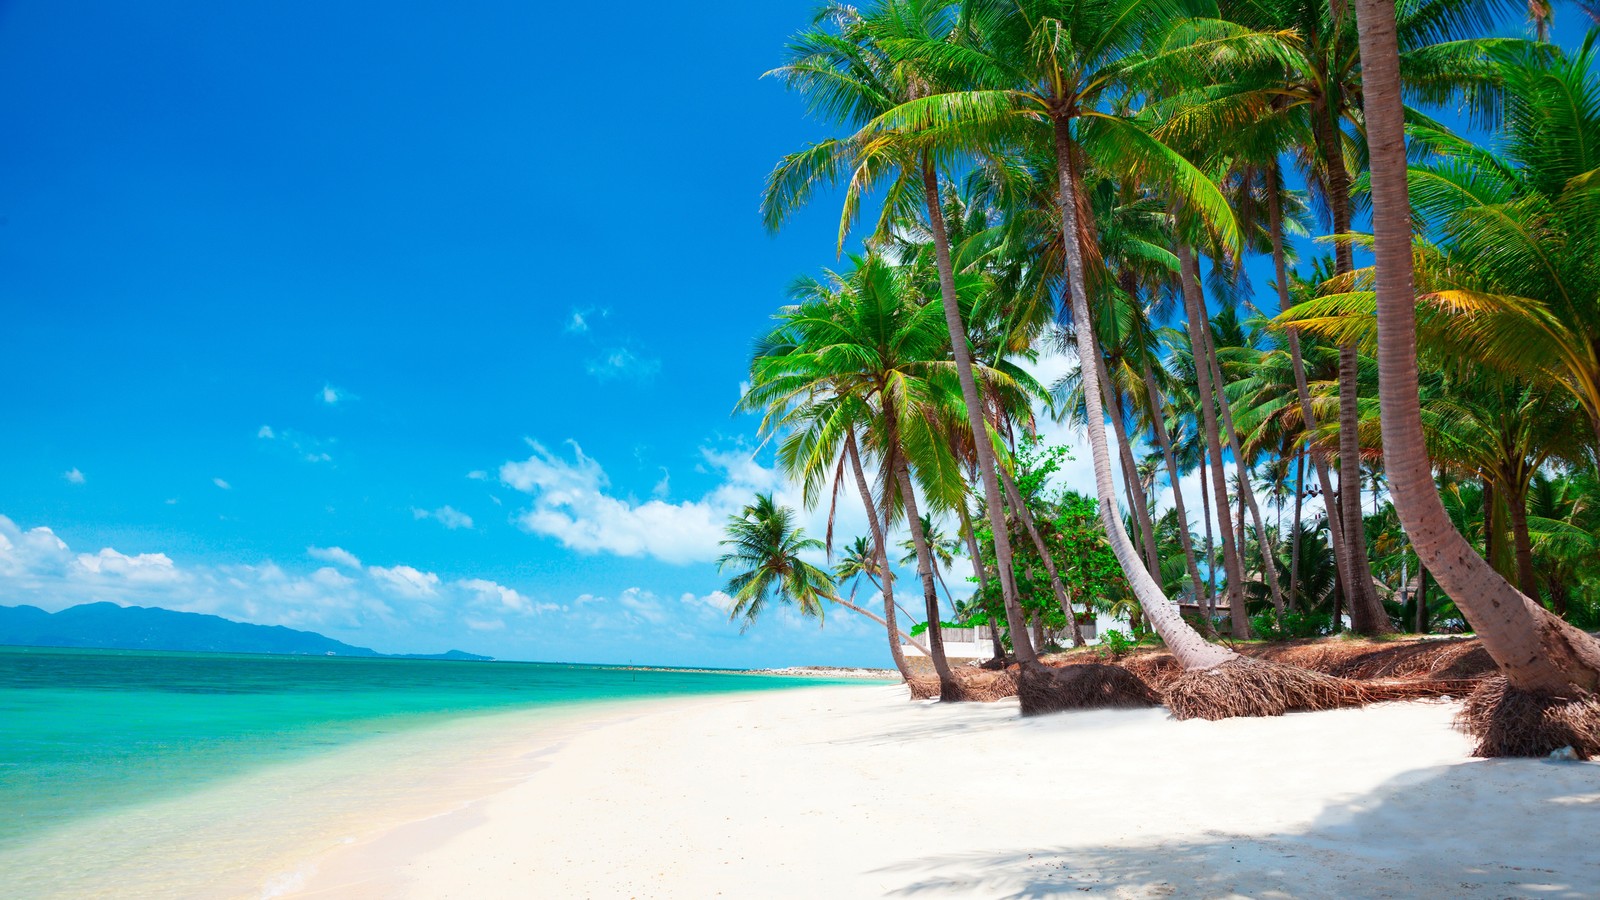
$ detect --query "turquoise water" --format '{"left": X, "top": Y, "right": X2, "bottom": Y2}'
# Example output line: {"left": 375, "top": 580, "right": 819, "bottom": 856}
{"left": 0, "top": 646, "right": 831, "bottom": 854}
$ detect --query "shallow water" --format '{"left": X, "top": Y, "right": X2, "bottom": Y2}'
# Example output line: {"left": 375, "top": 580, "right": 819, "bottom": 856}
{"left": 0, "top": 646, "right": 834, "bottom": 897}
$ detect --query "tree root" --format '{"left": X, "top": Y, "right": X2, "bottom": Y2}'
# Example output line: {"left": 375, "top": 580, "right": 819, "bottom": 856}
{"left": 907, "top": 669, "right": 1015, "bottom": 702}
{"left": 1456, "top": 677, "right": 1600, "bottom": 759}
{"left": 1016, "top": 662, "right": 1160, "bottom": 717}
{"left": 1163, "top": 657, "right": 1456, "bottom": 721}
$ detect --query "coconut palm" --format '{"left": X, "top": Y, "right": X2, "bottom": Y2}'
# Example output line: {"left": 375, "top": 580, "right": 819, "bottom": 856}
{"left": 718, "top": 495, "right": 931, "bottom": 660}
{"left": 871, "top": 0, "right": 1295, "bottom": 675}
{"left": 762, "top": 0, "right": 1042, "bottom": 662}
{"left": 743, "top": 252, "right": 1035, "bottom": 697}
{"left": 1350, "top": 0, "right": 1600, "bottom": 754}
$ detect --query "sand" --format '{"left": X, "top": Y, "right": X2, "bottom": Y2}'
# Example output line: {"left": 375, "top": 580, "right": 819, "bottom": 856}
{"left": 291, "top": 685, "right": 1600, "bottom": 899}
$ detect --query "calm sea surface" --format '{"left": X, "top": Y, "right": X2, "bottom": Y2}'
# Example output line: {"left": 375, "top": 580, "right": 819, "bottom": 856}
{"left": 0, "top": 646, "right": 845, "bottom": 896}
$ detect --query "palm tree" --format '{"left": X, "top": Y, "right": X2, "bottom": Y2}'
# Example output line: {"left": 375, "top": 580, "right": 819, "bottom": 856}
{"left": 763, "top": 0, "right": 1041, "bottom": 663}
{"left": 898, "top": 512, "right": 963, "bottom": 612}
{"left": 743, "top": 253, "right": 1025, "bottom": 698}
{"left": 877, "top": 0, "right": 1271, "bottom": 670}
{"left": 1350, "top": 0, "right": 1600, "bottom": 753}
{"left": 719, "top": 495, "right": 932, "bottom": 666}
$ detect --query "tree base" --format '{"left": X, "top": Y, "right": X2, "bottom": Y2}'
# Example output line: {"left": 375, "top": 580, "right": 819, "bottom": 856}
{"left": 1163, "top": 657, "right": 1445, "bottom": 721}
{"left": 1016, "top": 662, "right": 1160, "bottom": 717}
{"left": 906, "top": 670, "right": 1014, "bottom": 702}
{"left": 1457, "top": 677, "right": 1600, "bottom": 759}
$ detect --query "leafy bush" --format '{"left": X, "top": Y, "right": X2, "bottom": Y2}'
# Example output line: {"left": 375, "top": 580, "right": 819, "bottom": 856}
{"left": 1250, "top": 609, "right": 1333, "bottom": 640}
{"left": 1099, "top": 628, "right": 1136, "bottom": 656}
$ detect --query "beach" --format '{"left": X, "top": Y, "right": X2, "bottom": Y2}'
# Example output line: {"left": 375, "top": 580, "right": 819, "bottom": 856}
{"left": 289, "top": 684, "right": 1600, "bottom": 899}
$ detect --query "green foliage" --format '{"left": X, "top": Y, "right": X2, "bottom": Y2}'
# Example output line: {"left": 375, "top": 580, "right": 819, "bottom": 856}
{"left": 1098, "top": 628, "right": 1137, "bottom": 656}
{"left": 1251, "top": 609, "right": 1334, "bottom": 641}
{"left": 908, "top": 620, "right": 971, "bottom": 638}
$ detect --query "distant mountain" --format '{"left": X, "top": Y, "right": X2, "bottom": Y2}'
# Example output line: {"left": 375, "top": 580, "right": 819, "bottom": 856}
{"left": 0, "top": 602, "right": 492, "bottom": 660}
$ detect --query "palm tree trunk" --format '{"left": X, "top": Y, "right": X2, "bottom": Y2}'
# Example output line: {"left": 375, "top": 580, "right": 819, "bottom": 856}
{"left": 1415, "top": 566, "right": 1429, "bottom": 634}
{"left": 1316, "top": 114, "right": 1390, "bottom": 636}
{"left": 956, "top": 500, "right": 1008, "bottom": 662}
{"left": 1143, "top": 366, "right": 1208, "bottom": 609}
{"left": 1199, "top": 447, "right": 1217, "bottom": 619}
{"left": 1290, "top": 450, "right": 1306, "bottom": 612}
{"left": 845, "top": 434, "right": 912, "bottom": 681}
{"left": 1097, "top": 351, "right": 1161, "bottom": 579}
{"left": 898, "top": 468, "right": 958, "bottom": 693}
{"left": 1268, "top": 162, "right": 1356, "bottom": 626}
{"left": 997, "top": 461, "right": 1087, "bottom": 647}
{"left": 1352, "top": 0, "right": 1600, "bottom": 693}
{"left": 1176, "top": 242, "right": 1250, "bottom": 639}
{"left": 886, "top": 408, "right": 959, "bottom": 699}
{"left": 920, "top": 158, "right": 1037, "bottom": 664}
{"left": 1198, "top": 312, "right": 1284, "bottom": 614}
{"left": 829, "top": 591, "right": 931, "bottom": 657}
{"left": 1505, "top": 479, "right": 1540, "bottom": 600}
{"left": 1053, "top": 119, "right": 1233, "bottom": 670}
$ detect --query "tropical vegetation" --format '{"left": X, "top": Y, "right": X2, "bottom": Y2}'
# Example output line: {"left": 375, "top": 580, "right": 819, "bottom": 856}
{"left": 715, "top": 0, "right": 1600, "bottom": 756}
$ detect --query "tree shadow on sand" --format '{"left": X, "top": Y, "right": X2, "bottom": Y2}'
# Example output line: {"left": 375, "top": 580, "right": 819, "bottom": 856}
{"left": 871, "top": 759, "right": 1600, "bottom": 899}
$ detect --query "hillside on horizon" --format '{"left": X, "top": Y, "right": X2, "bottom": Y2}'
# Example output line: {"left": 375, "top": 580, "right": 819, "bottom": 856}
{"left": 0, "top": 602, "right": 491, "bottom": 660}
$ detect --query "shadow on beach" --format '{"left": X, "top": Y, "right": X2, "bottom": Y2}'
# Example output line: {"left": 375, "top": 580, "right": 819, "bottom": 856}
{"left": 871, "top": 758, "right": 1600, "bottom": 900}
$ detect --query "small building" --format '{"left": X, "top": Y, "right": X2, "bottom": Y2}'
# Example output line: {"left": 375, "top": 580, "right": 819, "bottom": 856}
{"left": 903, "top": 616, "right": 1106, "bottom": 662}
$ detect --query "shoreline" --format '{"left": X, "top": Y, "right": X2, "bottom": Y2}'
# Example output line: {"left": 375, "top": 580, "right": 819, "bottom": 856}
{"left": 289, "top": 685, "right": 1597, "bottom": 899}
{"left": 0, "top": 690, "right": 788, "bottom": 899}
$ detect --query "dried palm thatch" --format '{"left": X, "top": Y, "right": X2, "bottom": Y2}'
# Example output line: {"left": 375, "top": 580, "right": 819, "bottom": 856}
{"left": 906, "top": 669, "right": 1017, "bottom": 702}
{"left": 1456, "top": 677, "right": 1600, "bottom": 759}
{"left": 1016, "top": 662, "right": 1160, "bottom": 717}
{"left": 1162, "top": 657, "right": 1460, "bottom": 721}
{"left": 1252, "top": 637, "right": 1494, "bottom": 682}
{"left": 1117, "top": 653, "right": 1184, "bottom": 691}
{"left": 953, "top": 669, "right": 1019, "bottom": 702}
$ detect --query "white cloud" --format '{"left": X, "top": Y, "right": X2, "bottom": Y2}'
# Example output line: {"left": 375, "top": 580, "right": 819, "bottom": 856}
{"left": 412, "top": 506, "right": 474, "bottom": 530}
{"left": 75, "top": 548, "right": 183, "bottom": 583}
{"left": 586, "top": 347, "right": 660, "bottom": 381}
{"left": 63, "top": 467, "right": 86, "bottom": 485}
{"left": 466, "top": 470, "right": 489, "bottom": 481}
{"left": 368, "top": 564, "right": 440, "bottom": 598}
{"left": 499, "top": 440, "right": 782, "bottom": 564}
{"left": 320, "top": 383, "right": 349, "bottom": 405}
{"left": 308, "top": 545, "right": 362, "bottom": 569}
{"left": 257, "top": 426, "right": 334, "bottom": 464}
{"left": 459, "top": 577, "right": 555, "bottom": 614}
{"left": 565, "top": 310, "right": 589, "bottom": 333}
{"left": 213, "top": 478, "right": 232, "bottom": 490}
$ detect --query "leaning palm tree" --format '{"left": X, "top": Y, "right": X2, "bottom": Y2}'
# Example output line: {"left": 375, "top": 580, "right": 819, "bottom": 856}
{"left": 1349, "top": 0, "right": 1600, "bottom": 756}
{"left": 718, "top": 495, "right": 931, "bottom": 671}
{"left": 764, "top": 0, "right": 1049, "bottom": 659}
{"left": 742, "top": 253, "right": 1012, "bottom": 699}
{"left": 877, "top": 0, "right": 1285, "bottom": 688}
{"left": 763, "top": 0, "right": 1042, "bottom": 664}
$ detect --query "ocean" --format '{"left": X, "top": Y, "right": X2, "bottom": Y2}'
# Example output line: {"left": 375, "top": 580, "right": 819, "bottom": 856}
{"left": 0, "top": 646, "right": 843, "bottom": 897}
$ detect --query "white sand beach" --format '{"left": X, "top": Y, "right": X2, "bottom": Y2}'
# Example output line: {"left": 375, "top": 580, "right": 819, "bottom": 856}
{"left": 291, "top": 685, "right": 1600, "bottom": 900}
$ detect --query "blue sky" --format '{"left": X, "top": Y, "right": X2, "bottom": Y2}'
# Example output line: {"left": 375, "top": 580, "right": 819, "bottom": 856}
{"left": 0, "top": 2, "right": 1588, "bottom": 666}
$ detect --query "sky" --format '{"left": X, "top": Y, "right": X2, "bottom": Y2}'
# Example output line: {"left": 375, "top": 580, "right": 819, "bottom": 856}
{"left": 0, "top": 1, "right": 1588, "bottom": 667}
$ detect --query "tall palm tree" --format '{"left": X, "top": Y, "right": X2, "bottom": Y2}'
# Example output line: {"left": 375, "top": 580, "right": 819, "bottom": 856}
{"left": 879, "top": 0, "right": 1271, "bottom": 669}
{"left": 763, "top": 0, "right": 1042, "bottom": 662}
{"left": 1350, "top": 0, "right": 1600, "bottom": 752}
{"left": 718, "top": 495, "right": 931, "bottom": 665}
{"left": 744, "top": 253, "right": 1028, "bottom": 697}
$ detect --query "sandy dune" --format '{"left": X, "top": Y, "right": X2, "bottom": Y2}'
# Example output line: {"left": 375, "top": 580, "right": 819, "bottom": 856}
{"left": 296, "top": 685, "right": 1600, "bottom": 899}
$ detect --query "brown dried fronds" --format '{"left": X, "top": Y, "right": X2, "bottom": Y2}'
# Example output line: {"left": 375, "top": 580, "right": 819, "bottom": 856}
{"left": 1162, "top": 657, "right": 1455, "bottom": 721}
{"left": 906, "top": 668, "right": 1017, "bottom": 702}
{"left": 1017, "top": 662, "right": 1160, "bottom": 717}
{"left": 1456, "top": 677, "right": 1600, "bottom": 759}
